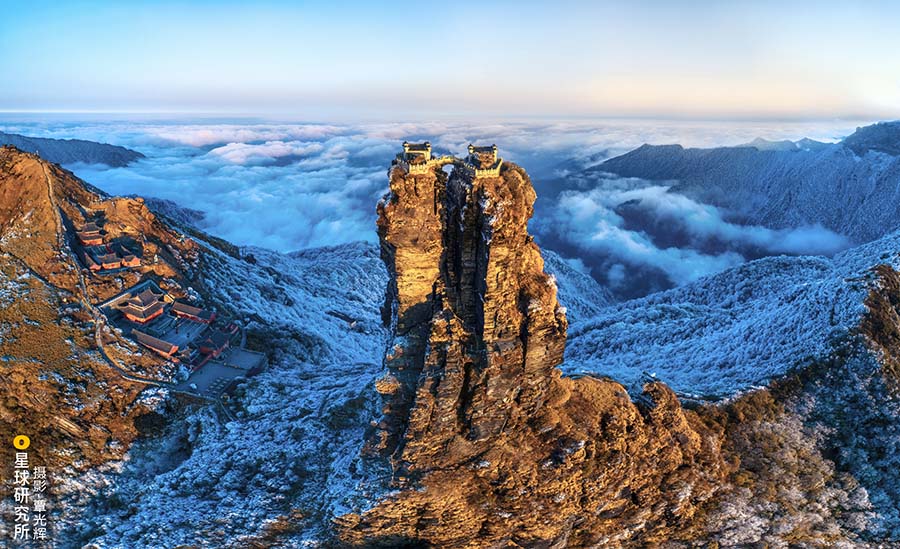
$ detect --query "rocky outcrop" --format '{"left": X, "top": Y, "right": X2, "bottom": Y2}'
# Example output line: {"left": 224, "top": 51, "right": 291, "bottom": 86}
{"left": 860, "top": 263, "right": 900, "bottom": 382}
{"left": 339, "top": 147, "right": 728, "bottom": 547}
{"left": 370, "top": 151, "right": 568, "bottom": 460}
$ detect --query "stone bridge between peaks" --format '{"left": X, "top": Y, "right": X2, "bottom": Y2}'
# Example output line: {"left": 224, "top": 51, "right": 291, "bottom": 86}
{"left": 396, "top": 141, "right": 504, "bottom": 178}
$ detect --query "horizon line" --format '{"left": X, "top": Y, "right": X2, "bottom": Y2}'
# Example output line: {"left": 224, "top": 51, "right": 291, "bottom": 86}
{"left": 0, "top": 109, "right": 892, "bottom": 125}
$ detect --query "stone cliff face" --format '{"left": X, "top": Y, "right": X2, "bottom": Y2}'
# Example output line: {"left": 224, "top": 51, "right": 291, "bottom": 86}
{"left": 371, "top": 153, "right": 568, "bottom": 462}
{"left": 340, "top": 148, "right": 728, "bottom": 547}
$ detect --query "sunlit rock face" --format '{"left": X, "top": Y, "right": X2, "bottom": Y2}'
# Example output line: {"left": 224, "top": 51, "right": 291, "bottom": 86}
{"left": 372, "top": 150, "right": 568, "bottom": 461}
{"left": 341, "top": 148, "right": 727, "bottom": 547}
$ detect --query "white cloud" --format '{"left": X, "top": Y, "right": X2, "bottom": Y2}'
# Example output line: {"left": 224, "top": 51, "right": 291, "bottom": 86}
{"left": 146, "top": 124, "right": 346, "bottom": 147}
{"left": 551, "top": 188, "right": 746, "bottom": 285}
{"left": 578, "top": 183, "right": 851, "bottom": 255}
{"left": 542, "top": 180, "right": 851, "bottom": 289}
{"left": 207, "top": 141, "right": 324, "bottom": 165}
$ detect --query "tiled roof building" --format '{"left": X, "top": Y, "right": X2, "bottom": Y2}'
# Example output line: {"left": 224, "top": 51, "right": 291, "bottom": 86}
{"left": 172, "top": 301, "right": 216, "bottom": 323}
{"left": 132, "top": 329, "right": 178, "bottom": 358}
{"left": 118, "top": 288, "right": 165, "bottom": 324}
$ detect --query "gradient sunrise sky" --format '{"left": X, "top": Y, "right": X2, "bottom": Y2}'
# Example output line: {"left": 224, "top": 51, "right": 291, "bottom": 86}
{"left": 1, "top": 0, "right": 898, "bottom": 119}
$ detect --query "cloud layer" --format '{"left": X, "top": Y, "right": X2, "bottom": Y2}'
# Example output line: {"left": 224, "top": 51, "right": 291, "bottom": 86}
{"left": 0, "top": 117, "right": 863, "bottom": 297}
{"left": 537, "top": 178, "right": 851, "bottom": 295}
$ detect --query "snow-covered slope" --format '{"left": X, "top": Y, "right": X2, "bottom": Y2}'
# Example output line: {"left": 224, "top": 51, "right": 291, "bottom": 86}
{"left": 0, "top": 131, "right": 144, "bottom": 167}
{"left": 597, "top": 123, "right": 900, "bottom": 244}
{"left": 143, "top": 197, "right": 206, "bottom": 228}
{"left": 564, "top": 230, "right": 900, "bottom": 397}
{"left": 542, "top": 249, "right": 615, "bottom": 321}
{"left": 66, "top": 242, "right": 392, "bottom": 547}
{"left": 843, "top": 120, "right": 900, "bottom": 156}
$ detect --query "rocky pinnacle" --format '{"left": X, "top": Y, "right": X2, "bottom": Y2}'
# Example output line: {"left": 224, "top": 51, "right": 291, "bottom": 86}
{"left": 371, "top": 145, "right": 568, "bottom": 466}
{"left": 340, "top": 144, "right": 726, "bottom": 548}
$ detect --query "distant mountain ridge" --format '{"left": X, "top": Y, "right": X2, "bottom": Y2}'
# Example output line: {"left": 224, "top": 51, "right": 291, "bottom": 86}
{"left": 843, "top": 121, "right": 900, "bottom": 156}
{"left": 739, "top": 136, "right": 830, "bottom": 152}
{"left": 597, "top": 121, "right": 900, "bottom": 244}
{"left": 0, "top": 130, "right": 144, "bottom": 166}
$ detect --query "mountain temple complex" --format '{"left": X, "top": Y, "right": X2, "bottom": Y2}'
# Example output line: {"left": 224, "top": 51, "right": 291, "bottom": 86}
{"left": 395, "top": 142, "right": 503, "bottom": 177}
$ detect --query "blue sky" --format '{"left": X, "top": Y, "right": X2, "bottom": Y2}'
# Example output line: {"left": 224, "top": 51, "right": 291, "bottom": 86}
{"left": 1, "top": 0, "right": 899, "bottom": 118}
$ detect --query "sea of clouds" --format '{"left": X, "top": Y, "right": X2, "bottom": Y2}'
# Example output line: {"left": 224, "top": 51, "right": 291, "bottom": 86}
{"left": 0, "top": 116, "right": 867, "bottom": 296}
{"left": 533, "top": 176, "right": 851, "bottom": 297}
